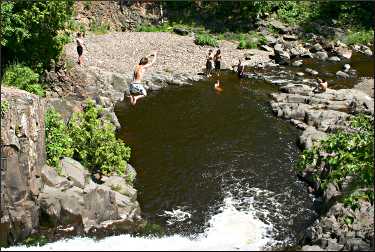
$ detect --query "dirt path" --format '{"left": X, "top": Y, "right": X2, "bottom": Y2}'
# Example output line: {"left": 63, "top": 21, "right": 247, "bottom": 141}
{"left": 64, "top": 32, "right": 273, "bottom": 78}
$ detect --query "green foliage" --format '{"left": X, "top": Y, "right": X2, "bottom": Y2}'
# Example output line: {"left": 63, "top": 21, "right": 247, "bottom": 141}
{"left": 1, "top": 100, "right": 9, "bottom": 118}
{"left": 68, "top": 100, "right": 131, "bottom": 176}
{"left": 275, "top": 1, "right": 314, "bottom": 24}
{"left": 2, "top": 64, "right": 45, "bottom": 96}
{"left": 136, "top": 23, "right": 172, "bottom": 32}
{"left": 45, "top": 100, "right": 131, "bottom": 176}
{"left": 297, "top": 114, "right": 374, "bottom": 206}
{"left": 1, "top": 0, "right": 74, "bottom": 71}
{"left": 45, "top": 109, "right": 74, "bottom": 172}
{"left": 140, "top": 222, "right": 165, "bottom": 237}
{"left": 22, "top": 234, "right": 48, "bottom": 247}
{"left": 194, "top": 33, "right": 219, "bottom": 47}
{"left": 345, "top": 30, "right": 374, "bottom": 45}
{"left": 237, "top": 32, "right": 266, "bottom": 49}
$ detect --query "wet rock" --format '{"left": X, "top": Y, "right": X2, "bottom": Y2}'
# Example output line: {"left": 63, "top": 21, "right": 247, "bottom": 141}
{"left": 345, "top": 238, "right": 370, "bottom": 251}
{"left": 328, "top": 56, "right": 341, "bottom": 62}
{"left": 60, "top": 157, "right": 90, "bottom": 189}
{"left": 326, "top": 238, "right": 344, "bottom": 251}
{"left": 292, "top": 60, "right": 303, "bottom": 67}
{"left": 343, "top": 64, "right": 351, "bottom": 72}
{"left": 305, "top": 68, "right": 319, "bottom": 76}
{"left": 314, "top": 51, "right": 328, "bottom": 61}
{"left": 336, "top": 70, "right": 350, "bottom": 79}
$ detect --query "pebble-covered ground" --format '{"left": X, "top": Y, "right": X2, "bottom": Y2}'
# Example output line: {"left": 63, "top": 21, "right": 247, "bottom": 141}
{"left": 64, "top": 32, "right": 272, "bottom": 77}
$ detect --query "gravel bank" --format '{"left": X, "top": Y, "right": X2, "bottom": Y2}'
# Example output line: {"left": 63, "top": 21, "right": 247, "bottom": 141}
{"left": 64, "top": 32, "right": 273, "bottom": 78}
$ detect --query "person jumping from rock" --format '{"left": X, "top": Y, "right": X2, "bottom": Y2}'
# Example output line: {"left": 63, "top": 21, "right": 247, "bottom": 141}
{"left": 128, "top": 51, "right": 157, "bottom": 105}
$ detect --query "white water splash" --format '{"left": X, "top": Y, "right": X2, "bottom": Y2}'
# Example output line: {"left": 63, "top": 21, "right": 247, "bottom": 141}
{"left": 159, "top": 208, "right": 192, "bottom": 225}
{"left": 4, "top": 197, "right": 274, "bottom": 251}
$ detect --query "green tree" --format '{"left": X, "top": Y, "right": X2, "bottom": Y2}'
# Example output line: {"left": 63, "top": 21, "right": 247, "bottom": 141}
{"left": 1, "top": 0, "right": 74, "bottom": 72}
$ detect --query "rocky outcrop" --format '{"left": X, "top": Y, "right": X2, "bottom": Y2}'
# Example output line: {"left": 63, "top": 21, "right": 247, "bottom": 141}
{"left": 39, "top": 163, "right": 144, "bottom": 237}
{"left": 0, "top": 87, "right": 144, "bottom": 246}
{"left": 270, "top": 83, "right": 374, "bottom": 149}
{"left": 1, "top": 87, "right": 45, "bottom": 246}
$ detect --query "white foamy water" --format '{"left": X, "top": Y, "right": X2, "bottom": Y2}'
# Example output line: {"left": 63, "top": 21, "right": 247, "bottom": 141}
{"left": 4, "top": 197, "right": 274, "bottom": 251}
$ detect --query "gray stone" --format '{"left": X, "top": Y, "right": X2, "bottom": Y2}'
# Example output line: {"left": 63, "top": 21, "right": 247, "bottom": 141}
{"left": 311, "top": 43, "right": 323, "bottom": 52}
{"left": 283, "top": 34, "right": 298, "bottom": 41}
{"left": 126, "top": 163, "right": 137, "bottom": 184}
{"left": 301, "top": 51, "right": 313, "bottom": 58}
{"left": 103, "top": 175, "right": 137, "bottom": 201}
{"left": 299, "top": 126, "right": 328, "bottom": 150}
{"left": 326, "top": 239, "right": 344, "bottom": 251}
{"left": 264, "top": 35, "right": 277, "bottom": 46}
{"left": 173, "top": 27, "right": 189, "bottom": 36}
{"left": 345, "top": 238, "right": 370, "bottom": 251}
{"left": 305, "top": 68, "right": 319, "bottom": 76}
{"left": 292, "top": 60, "right": 303, "bottom": 67}
{"left": 41, "top": 165, "right": 71, "bottom": 189}
{"left": 260, "top": 44, "right": 273, "bottom": 52}
{"left": 314, "top": 51, "right": 328, "bottom": 61}
{"left": 301, "top": 245, "right": 324, "bottom": 251}
{"left": 336, "top": 70, "right": 350, "bottom": 79}
{"left": 328, "top": 56, "right": 341, "bottom": 62}
{"left": 296, "top": 72, "right": 305, "bottom": 77}
{"left": 60, "top": 157, "right": 90, "bottom": 189}
{"left": 343, "top": 64, "right": 351, "bottom": 71}
{"left": 335, "top": 47, "right": 352, "bottom": 59}
{"left": 269, "top": 19, "right": 289, "bottom": 34}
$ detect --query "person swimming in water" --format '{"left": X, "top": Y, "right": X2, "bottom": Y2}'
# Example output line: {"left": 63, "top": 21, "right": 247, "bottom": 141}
{"left": 214, "top": 79, "right": 223, "bottom": 93}
{"left": 128, "top": 51, "right": 157, "bottom": 105}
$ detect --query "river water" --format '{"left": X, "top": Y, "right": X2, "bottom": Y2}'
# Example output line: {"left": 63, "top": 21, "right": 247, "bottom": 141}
{"left": 5, "top": 53, "right": 373, "bottom": 251}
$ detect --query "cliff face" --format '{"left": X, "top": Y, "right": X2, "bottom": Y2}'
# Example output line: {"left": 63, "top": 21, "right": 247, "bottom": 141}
{"left": 1, "top": 87, "right": 144, "bottom": 247}
{"left": 1, "top": 87, "right": 45, "bottom": 246}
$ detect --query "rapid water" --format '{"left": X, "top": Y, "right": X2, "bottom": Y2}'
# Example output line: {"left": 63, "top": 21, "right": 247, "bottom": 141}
{"left": 5, "top": 52, "right": 373, "bottom": 251}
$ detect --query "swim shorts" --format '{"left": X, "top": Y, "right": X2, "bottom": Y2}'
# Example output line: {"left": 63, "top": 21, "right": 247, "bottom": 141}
{"left": 129, "top": 83, "right": 147, "bottom": 96}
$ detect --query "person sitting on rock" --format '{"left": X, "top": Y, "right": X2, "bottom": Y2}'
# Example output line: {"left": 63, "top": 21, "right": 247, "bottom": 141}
{"left": 214, "top": 49, "right": 222, "bottom": 76}
{"left": 313, "top": 78, "right": 328, "bottom": 93}
{"left": 128, "top": 51, "right": 157, "bottom": 105}
{"left": 206, "top": 49, "right": 215, "bottom": 77}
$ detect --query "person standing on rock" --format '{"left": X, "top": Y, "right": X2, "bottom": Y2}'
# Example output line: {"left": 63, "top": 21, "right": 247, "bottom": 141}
{"left": 214, "top": 49, "right": 222, "bottom": 76}
{"left": 206, "top": 49, "right": 214, "bottom": 77}
{"left": 76, "top": 32, "right": 87, "bottom": 65}
{"left": 128, "top": 51, "right": 157, "bottom": 105}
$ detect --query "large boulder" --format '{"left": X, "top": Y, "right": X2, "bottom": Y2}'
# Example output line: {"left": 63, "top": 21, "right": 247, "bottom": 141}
{"left": 60, "top": 157, "right": 90, "bottom": 189}
{"left": 1, "top": 87, "right": 45, "bottom": 246}
{"left": 274, "top": 44, "right": 290, "bottom": 65}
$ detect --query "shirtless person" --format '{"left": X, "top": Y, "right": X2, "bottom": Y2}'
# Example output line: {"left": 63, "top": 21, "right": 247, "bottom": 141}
{"left": 232, "top": 59, "right": 245, "bottom": 78}
{"left": 313, "top": 78, "right": 328, "bottom": 93}
{"left": 128, "top": 51, "right": 157, "bottom": 105}
{"left": 76, "top": 33, "right": 87, "bottom": 65}
{"left": 206, "top": 49, "right": 215, "bottom": 77}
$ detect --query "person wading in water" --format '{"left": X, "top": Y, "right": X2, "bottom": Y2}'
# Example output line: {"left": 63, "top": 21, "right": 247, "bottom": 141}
{"left": 214, "top": 49, "right": 222, "bottom": 77}
{"left": 206, "top": 49, "right": 215, "bottom": 77}
{"left": 76, "top": 32, "right": 87, "bottom": 65}
{"left": 128, "top": 51, "right": 157, "bottom": 105}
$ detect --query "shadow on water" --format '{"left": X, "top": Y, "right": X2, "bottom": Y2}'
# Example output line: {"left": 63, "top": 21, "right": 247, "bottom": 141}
{"left": 115, "top": 71, "right": 317, "bottom": 246}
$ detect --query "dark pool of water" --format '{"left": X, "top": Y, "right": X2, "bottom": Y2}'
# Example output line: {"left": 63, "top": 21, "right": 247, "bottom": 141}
{"left": 115, "top": 71, "right": 316, "bottom": 245}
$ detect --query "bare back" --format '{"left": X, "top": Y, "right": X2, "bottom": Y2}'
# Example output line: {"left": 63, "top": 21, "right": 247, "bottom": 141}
{"left": 133, "top": 65, "right": 144, "bottom": 83}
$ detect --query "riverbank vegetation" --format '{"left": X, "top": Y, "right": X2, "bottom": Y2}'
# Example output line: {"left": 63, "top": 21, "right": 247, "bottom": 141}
{"left": 46, "top": 100, "right": 131, "bottom": 176}
{"left": 297, "top": 114, "right": 374, "bottom": 209}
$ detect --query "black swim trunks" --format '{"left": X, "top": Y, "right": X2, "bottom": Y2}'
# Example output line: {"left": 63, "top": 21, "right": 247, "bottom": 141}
{"left": 215, "top": 61, "right": 220, "bottom": 70}
{"left": 77, "top": 45, "right": 83, "bottom": 56}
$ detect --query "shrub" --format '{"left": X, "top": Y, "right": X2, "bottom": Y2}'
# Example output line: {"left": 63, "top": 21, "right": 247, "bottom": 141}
{"left": 237, "top": 32, "right": 266, "bottom": 49}
{"left": 194, "top": 33, "right": 219, "bottom": 47}
{"left": 345, "top": 29, "right": 374, "bottom": 45}
{"left": 68, "top": 100, "right": 131, "bottom": 176}
{"left": 45, "top": 109, "right": 74, "bottom": 172}
{"left": 90, "top": 20, "right": 110, "bottom": 35}
{"left": 297, "top": 114, "right": 374, "bottom": 206}
{"left": 45, "top": 100, "right": 131, "bottom": 176}
{"left": 1, "top": 100, "right": 9, "bottom": 118}
{"left": 2, "top": 64, "right": 45, "bottom": 96}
